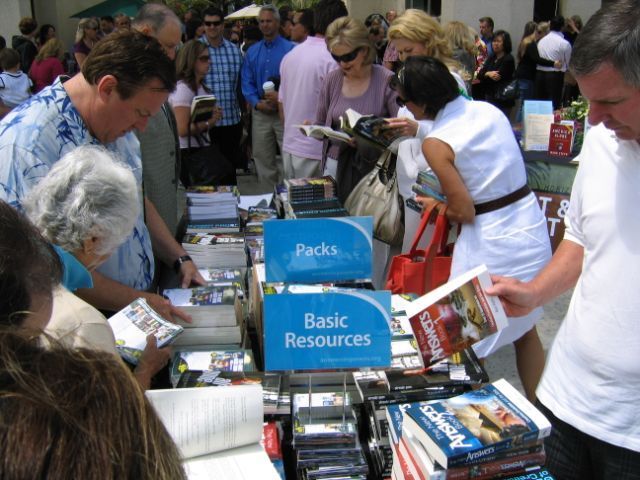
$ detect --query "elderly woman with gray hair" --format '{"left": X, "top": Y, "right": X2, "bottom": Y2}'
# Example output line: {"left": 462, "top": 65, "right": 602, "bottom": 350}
{"left": 24, "top": 145, "right": 171, "bottom": 389}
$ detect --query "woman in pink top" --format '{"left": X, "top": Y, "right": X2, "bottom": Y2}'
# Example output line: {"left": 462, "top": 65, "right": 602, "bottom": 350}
{"left": 316, "top": 17, "right": 398, "bottom": 202}
{"left": 29, "top": 38, "right": 65, "bottom": 93}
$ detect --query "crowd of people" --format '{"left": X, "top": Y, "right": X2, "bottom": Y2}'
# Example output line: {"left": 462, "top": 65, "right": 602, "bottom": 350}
{"left": 0, "top": 1, "right": 639, "bottom": 478}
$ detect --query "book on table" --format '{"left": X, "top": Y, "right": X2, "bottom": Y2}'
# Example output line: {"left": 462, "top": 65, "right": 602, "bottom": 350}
{"left": 548, "top": 120, "right": 575, "bottom": 157}
{"left": 190, "top": 94, "right": 216, "bottom": 124}
{"left": 404, "top": 264, "right": 508, "bottom": 368}
{"left": 401, "top": 378, "right": 551, "bottom": 470}
{"left": 146, "top": 384, "right": 281, "bottom": 479}
{"left": 107, "top": 297, "right": 183, "bottom": 365}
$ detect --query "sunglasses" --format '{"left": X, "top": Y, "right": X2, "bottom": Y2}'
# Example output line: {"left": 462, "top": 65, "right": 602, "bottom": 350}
{"left": 197, "top": 55, "right": 211, "bottom": 62}
{"left": 204, "top": 20, "right": 223, "bottom": 27}
{"left": 395, "top": 96, "right": 407, "bottom": 107}
{"left": 331, "top": 47, "right": 362, "bottom": 64}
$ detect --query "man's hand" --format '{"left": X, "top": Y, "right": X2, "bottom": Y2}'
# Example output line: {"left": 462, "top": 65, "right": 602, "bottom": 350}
{"left": 133, "top": 335, "right": 172, "bottom": 390}
{"left": 384, "top": 117, "right": 419, "bottom": 137}
{"left": 143, "top": 292, "right": 192, "bottom": 324}
{"left": 179, "top": 260, "right": 206, "bottom": 288}
{"left": 486, "top": 275, "right": 539, "bottom": 318}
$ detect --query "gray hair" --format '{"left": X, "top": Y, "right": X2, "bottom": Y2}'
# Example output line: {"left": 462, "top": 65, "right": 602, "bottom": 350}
{"left": 24, "top": 146, "right": 140, "bottom": 257}
{"left": 570, "top": 0, "right": 640, "bottom": 88}
{"left": 132, "top": 3, "right": 181, "bottom": 34}
{"left": 260, "top": 4, "right": 280, "bottom": 22}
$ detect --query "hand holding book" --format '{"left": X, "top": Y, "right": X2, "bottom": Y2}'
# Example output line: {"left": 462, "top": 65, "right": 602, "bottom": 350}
{"left": 384, "top": 116, "right": 419, "bottom": 138}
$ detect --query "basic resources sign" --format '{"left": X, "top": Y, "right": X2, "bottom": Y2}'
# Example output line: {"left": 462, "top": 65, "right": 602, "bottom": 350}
{"left": 263, "top": 217, "right": 373, "bottom": 283}
{"left": 263, "top": 290, "right": 391, "bottom": 371}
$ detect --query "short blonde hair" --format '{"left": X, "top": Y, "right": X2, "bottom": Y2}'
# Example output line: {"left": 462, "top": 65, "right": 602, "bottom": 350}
{"left": 35, "top": 38, "right": 64, "bottom": 62}
{"left": 444, "top": 21, "right": 475, "bottom": 56}
{"left": 536, "top": 21, "right": 550, "bottom": 36}
{"left": 325, "top": 16, "right": 376, "bottom": 65}
{"left": 75, "top": 18, "right": 98, "bottom": 43}
{"left": 389, "top": 10, "right": 461, "bottom": 75}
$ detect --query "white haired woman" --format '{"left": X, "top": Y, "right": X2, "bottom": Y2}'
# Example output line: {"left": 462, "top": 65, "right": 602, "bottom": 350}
{"left": 24, "top": 145, "right": 170, "bottom": 389}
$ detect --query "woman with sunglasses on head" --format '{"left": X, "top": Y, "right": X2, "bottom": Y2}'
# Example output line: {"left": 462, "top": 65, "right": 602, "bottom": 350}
{"left": 169, "top": 40, "right": 234, "bottom": 186}
{"left": 73, "top": 18, "right": 99, "bottom": 69}
{"left": 316, "top": 16, "right": 398, "bottom": 202}
{"left": 394, "top": 56, "right": 552, "bottom": 402}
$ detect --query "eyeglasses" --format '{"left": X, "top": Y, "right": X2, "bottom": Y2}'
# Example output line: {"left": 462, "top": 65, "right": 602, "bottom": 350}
{"left": 331, "top": 47, "right": 362, "bottom": 64}
{"left": 197, "top": 55, "right": 211, "bottom": 62}
{"left": 204, "top": 20, "right": 223, "bottom": 27}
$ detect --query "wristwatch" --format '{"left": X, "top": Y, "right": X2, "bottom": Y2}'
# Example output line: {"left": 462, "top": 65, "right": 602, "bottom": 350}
{"left": 173, "top": 255, "right": 193, "bottom": 273}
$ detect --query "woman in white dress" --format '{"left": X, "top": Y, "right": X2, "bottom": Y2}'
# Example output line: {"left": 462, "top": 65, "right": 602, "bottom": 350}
{"left": 393, "top": 56, "right": 552, "bottom": 401}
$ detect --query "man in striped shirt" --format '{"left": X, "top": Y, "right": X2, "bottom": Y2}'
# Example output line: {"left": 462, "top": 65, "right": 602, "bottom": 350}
{"left": 201, "top": 7, "right": 245, "bottom": 171}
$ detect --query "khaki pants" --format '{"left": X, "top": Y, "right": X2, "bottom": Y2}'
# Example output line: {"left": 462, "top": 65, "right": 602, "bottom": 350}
{"left": 251, "top": 109, "right": 284, "bottom": 187}
{"left": 282, "top": 151, "right": 321, "bottom": 179}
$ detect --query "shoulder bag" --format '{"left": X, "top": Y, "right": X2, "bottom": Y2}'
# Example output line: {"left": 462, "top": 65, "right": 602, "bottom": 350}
{"left": 344, "top": 150, "right": 404, "bottom": 246}
{"left": 385, "top": 202, "right": 454, "bottom": 295}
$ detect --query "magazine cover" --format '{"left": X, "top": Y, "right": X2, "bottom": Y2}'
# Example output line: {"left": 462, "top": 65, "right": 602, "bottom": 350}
{"left": 108, "top": 298, "right": 183, "bottom": 364}
{"left": 406, "top": 265, "right": 507, "bottom": 367}
{"left": 403, "top": 379, "right": 551, "bottom": 468}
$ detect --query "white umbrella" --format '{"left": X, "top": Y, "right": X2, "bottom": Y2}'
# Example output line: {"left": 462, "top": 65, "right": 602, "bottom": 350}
{"left": 225, "top": 4, "right": 261, "bottom": 20}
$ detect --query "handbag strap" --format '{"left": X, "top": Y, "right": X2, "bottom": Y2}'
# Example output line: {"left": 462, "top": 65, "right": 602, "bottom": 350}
{"left": 409, "top": 202, "right": 442, "bottom": 253}
{"left": 423, "top": 204, "right": 450, "bottom": 263}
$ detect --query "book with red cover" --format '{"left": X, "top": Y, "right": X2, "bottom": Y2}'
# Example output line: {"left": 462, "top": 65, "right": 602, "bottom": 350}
{"left": 548, "top": 121, "right": 574, "bottom": 157}
{"left": 404, "top": 265, "right": 507, "bottom": 367}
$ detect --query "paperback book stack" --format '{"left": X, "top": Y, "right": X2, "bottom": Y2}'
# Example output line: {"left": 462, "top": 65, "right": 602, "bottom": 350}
{"left": 292, "top": 391, "right": 369, "bottom": 480}
{"left": 244, "top": 206, "right": 276, "bottom": 265}
{"left": 412, "top": 170, "right": 445, "bottom": 202}
{"left": 185, "top": 185, "right": 241, "bottom": 233}
{"left": 389, "top": 379, "right": 552, "bottom": 480}
{"left": 280, "top": 176, "right": 349, "bottom": 219}
{"left": 356, "top": 348, "right": 488, "bottom": 479}
{"left": 198, "top": 267, "right": 247, "bottom": 296}
{"left": 182, "top": 232, "right": 246, "bottom": 268}
{"left": 162, "top": 285, "right": 245, "bottom": 348}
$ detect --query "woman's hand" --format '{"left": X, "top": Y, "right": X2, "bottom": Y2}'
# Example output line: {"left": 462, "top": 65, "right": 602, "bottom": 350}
{"left": 212, "top": 106, "right": 223, "bottom": 124}
{"left": 133, "top": 335, "right": 172, "bottom": 390}
{"left": 385, "top": 117, "right": 419, "bottom": 137}
{"left": 485, "top": 70, "right": 501, "bottom": 81}
{"left": 415, "top": 194, "right": 441, "bottom": 213}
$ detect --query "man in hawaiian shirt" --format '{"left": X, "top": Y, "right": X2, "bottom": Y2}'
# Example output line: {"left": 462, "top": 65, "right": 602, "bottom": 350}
{"left": 0, "top": 31, "right": 202, "bottom": 320}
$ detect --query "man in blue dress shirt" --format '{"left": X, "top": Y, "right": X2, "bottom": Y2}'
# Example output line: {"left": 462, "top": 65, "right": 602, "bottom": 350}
{"left": 241, "top": 5, "right": 294, "bottom": 187}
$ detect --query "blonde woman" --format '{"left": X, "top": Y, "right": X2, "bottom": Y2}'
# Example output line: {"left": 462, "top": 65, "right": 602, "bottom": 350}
{"left": 29, "top": 38, "right": 65, "bottom": 93}
{"left": 315, "top": 16, "right": 398, "bottom": 201}
{"left": 73, "top": 18, "right": 99, "bottom": 68}
{"left": 384, "top": 9, "right": 467, "bottom": 251}
{"left": 444, "top": 21, "right": 476, "bottom": 88}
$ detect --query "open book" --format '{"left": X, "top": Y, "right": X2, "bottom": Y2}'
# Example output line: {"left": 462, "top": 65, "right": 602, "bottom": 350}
{"left": 190, "top": 94, "right": 216, "bottom": 124}
{"left": 297, "top": 108, "right": 412, "bottom": 154}
{"left": 146, "top": 384, "right": 280, "bottom": 479}
{"left": 107, "top": 298, "right": 183, "bottom": 365}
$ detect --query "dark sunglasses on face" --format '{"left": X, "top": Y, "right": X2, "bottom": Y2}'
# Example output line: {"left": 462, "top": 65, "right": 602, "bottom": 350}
{"left": 197, "top": 55, "right": 210, "bottom": 62}
{"left": 331, "top": 46, "right": 362, "bottom": 64}
{"left": 395, "top": 96, "right": 407, "bottom": 107}
{"left": 204, "top": 20, "right": 222, "bottom": 27}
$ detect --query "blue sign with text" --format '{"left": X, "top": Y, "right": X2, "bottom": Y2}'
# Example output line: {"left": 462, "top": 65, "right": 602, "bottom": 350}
{"left": 263, "top": 217, "right": 373, "bottom": 283}
{"left": 263, "top": 290, "right": 391, "bottom": 371}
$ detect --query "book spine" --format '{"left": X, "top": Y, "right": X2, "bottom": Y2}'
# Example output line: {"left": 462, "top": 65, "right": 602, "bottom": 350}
{"left": 447, "top": 443, "right": 544, "bottom": 469}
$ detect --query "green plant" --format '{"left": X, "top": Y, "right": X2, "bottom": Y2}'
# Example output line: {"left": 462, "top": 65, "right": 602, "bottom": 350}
{"left": 561, "top": 96, "right": 589, "bottom": 152}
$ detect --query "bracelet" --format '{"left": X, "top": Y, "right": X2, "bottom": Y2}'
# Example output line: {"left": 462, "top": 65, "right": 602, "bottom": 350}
{"left": 205, "top": 120, "right": 210, "bottom": 130}
{"left": 173, "top": 255, "right": 193, "bottom": 273}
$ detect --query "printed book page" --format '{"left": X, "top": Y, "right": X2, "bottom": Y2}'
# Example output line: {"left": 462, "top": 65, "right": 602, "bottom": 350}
{"left": 183, "top": 443, "right": 280, "bottom": 480}
{"left": 524, "top": 113, "right": 555, "bottom": 151}
{"left": 146, "top": 384, "right": 264, "bottom": 459}
{"left": 296, "top": 124, "right": 352, "bottom": 143}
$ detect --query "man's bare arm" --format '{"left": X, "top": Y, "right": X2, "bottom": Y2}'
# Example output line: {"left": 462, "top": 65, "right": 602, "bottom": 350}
{"left": 487, "top": 239, "right": 583, "bottom": 317}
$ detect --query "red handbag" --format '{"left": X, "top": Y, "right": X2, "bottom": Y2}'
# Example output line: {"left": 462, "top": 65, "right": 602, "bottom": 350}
{"left": 385, "top": 202, "right": 454, "bottom": 295}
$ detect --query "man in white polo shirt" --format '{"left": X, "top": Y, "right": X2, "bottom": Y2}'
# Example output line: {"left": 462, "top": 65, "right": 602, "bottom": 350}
{"left": 535, "top": 15, "right": 571, "bottom": 110}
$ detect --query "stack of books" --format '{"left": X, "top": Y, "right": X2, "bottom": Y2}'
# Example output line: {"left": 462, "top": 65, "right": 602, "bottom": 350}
{"left": 244, "top": 205, "right": 275, "bottom": 266}
{"left": 412, "top": 170, "right": 445, "bottom": 202}
{"left": 292, "top": 391, "right": 369, "bottom": 479}
{"left": 185, "top": 185, "right": 241, "bottom": 233}
{"left": 182, "top": 232, "right": 246, "bottom": 268}
{"left": 162, "top": 285, "right": 245, "bottom": 347}
{"left": 277, "top": 176, "right": 349, "bottom": 219}
{"left": 389, "top": 379, "right": 552, "bottom": 480}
